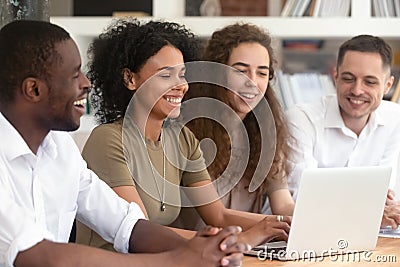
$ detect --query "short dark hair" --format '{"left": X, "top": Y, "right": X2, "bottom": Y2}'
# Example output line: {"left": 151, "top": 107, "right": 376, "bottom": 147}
{"left": 0, "top": 20, "right": 70, "bottom": 104}
{"left": 337, "top": 35, "right": 392, "bottom": 71}
{"left": 88, "top": 18, "right": 200, "bottom": 124}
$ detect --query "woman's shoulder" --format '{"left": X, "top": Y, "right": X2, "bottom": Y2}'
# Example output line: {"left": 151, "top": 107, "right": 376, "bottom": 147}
{"left": 83, "top": 119, "right": 123, "bottom": 153}
{"left": 91, "top": 119, "right": 123, "bottom": 138}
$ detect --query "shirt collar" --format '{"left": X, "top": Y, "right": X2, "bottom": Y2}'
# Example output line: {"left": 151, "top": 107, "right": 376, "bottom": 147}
{"left": 0, "top": 112, "right": 58, "bottom": 161}
{"left": 370, "top": 103, "right": 386, "bottom": 127}
{"left": 324, "top": 95, "right": 386, "bottom": 129}
{"left": 324, "top": 95, "right": 345, "bottom": 128}
{"left": 38, "top": 132, "right": 58, "bottom": 160}
{"left": 0, "top": 112, "right": 33, "bottom": 160}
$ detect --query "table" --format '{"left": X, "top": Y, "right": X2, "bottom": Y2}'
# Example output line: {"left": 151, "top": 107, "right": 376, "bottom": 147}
{"left": 243, "top": 237, "right": 399, "bottom": 266}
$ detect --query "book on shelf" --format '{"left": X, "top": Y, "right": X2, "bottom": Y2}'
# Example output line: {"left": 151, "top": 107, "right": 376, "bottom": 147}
{"left": 282, "top": 0, "right": 350, "bottom": 17}
{"left": 372, "top": 0, "right": 382, "bottom": 16}
{"left": 373, "top": 0, "right": 400, "bottom": 17}
{"left": 395, "top": 0, "right": 400, "bottom": 16}
{"left": 387, "top": 0, "right": 396, "bottom": 16}
{"left": 271, "top": 75, "right": 285, "bottom": 108}
{"left": 276, "top": 70, "right": 295, "bottom": 108}
{"left": 307, "top": 0, "right": 317, "bottom": 16}
{"left": 275, "top": 70, "right": 336, "bottom": 109}
{"left": 312, "top": 0, "right": 322, "bottom": 17}
{"left": 280, "top": 0, "right": 296, "bottom": 16}
{"left": 318, "top": 0, "right": 350, "bottom": 17}
{"left": 293, "top": 0, "right": 312, "bottom": 16}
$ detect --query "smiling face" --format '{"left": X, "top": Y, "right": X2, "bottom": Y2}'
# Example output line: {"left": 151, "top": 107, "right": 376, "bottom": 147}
{"left": 133, "top": 45, "right": 188, "bottom": 122}
{"left": 225, "top": 42, "right": 270, "bottom": 120}
{"left": 335, "top": 50, "right": 393, "bottom": 128}
{"left": 44, "top": 39, "right": 91, "bottom": 131}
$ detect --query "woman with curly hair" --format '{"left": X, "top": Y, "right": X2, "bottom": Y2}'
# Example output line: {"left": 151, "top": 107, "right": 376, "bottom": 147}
{"left": 76, "top": 19, "right": 290, "bottom": 251}
{"left": 174, "top": 23, "right": 294, "bottom": 230}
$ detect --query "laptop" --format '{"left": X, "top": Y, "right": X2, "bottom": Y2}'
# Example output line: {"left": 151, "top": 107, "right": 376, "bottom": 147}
{"left": 247, "top": 166, "right": 391, "bottom": 260}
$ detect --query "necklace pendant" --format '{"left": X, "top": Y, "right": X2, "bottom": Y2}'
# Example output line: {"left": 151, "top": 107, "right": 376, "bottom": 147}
{"left": 161, "top": 202, "right": 166, "bottom": 212}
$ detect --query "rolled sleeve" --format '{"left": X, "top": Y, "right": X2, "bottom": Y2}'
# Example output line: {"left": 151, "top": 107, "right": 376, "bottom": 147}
{"left": 76, "top": 168, "right": 146, "bottom": 253}
{"left": 113, "top": 203, "right": 146, "bottom": 253}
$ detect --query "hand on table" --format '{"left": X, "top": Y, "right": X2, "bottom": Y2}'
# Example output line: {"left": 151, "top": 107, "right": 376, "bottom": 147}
{"left": 386, "top": 189, "right": 396, "bottom": 206}
{"left": 382, "top": 202, "right": 400, "bottom": 230}
{"left": 239, "top": 215, "right": 291, "bottom": 248}
{"left": 381, "top": 189, "right": 400, "bottom": 229}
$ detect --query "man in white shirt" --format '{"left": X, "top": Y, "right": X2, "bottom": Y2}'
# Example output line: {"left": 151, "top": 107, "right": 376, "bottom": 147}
{"left": 0, "top": 20, "right": 247, "bottom": 267}
{"left": 287, "top": 35, "right": 400, "bottom": 229}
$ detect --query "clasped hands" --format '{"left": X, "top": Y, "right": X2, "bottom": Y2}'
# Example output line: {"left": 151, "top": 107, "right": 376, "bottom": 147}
{"left": 184, "top": 225, "right": 250, "bottom": 267}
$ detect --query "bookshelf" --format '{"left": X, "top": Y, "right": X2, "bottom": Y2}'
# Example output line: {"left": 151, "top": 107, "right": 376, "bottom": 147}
{"left": 51, "top": 0, "right": 400, "bottom": 73}
{"left": 51, "top": 15, "right": 400, "bottom": 39}
{"left": 55, "top": 0, "right": 400, "bottom": 136}
{"left": 51, "top": 0, "right": 400, "bottom": 39}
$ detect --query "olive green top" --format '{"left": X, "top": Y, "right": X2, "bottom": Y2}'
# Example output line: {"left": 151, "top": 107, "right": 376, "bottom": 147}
{"left": 76, "top": 119, "right": 210, "bottom": 250}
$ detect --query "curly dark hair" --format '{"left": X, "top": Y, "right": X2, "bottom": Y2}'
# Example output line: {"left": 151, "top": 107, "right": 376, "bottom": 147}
{"left": 88, "top": 18, "right": 200, "bottom": 124}
{"left": 185, "top": 23, "right": 293, "bottom": 193}
{"left": 0, "top": 20, "right": 70, "bottom": 105}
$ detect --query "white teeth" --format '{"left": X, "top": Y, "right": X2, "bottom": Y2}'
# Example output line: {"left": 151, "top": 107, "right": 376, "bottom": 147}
{"left": 349, "top": 99, "right": 364, "bottom": 105}
{"left": 240, "top": 93, "right": 256, "bottom": 99}
{"left": 166, "top": 96, "right": 182, "bottom": 104}
{"left": 74, "top": 98, "right": 87, "bottom": 106}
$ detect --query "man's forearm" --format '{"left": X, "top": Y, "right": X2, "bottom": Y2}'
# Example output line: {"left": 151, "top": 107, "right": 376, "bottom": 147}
{"left": 14, "top": 239, "right": 175, "bottom": 267}
{"left": 129, "top": 219, "right": 187, "bottom": 253}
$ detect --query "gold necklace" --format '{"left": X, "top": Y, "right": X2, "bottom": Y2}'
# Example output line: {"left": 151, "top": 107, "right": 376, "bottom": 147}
{"left": 133, "top": 122, "right": 166, "bottom": 212}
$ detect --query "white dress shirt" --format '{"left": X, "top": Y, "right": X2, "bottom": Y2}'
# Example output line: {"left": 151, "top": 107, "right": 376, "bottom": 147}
{"left": 286, "top": 94, "right": 400, "bottom": 200}
{"left": 0, "top": 113, "right": 146, "bottom": 267}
